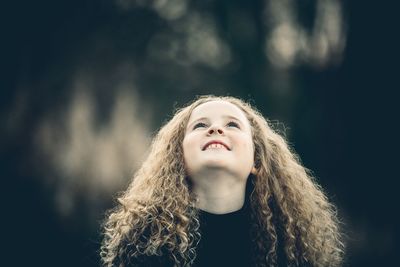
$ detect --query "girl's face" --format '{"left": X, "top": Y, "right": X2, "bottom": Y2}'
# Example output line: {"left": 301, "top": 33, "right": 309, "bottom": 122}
{"left": 183, "top": 100, "right": 255, "bottom": 181}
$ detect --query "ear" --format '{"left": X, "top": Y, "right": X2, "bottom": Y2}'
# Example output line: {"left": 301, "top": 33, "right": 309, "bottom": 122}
{"left": 251, "top": 166, "right": 257, "bottom": 175}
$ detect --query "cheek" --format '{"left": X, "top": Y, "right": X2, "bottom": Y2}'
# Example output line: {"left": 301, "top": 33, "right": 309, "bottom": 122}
{"left": 237, "top": 137, "right": 255, "bottom": 161}
{"left": 182, "top": 135, "right": 196, "bottom": 158}
{"left": 236, "top": 135, "right": 254, "bottom": 151}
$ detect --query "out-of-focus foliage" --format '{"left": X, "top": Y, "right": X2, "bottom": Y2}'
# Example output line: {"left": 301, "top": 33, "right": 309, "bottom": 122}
{"left": 4, "top": 0, "right": 349, "bottom": 221}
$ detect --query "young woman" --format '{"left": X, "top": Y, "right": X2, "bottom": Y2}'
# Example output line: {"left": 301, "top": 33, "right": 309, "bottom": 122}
{"left": 100, "top": 95, "right": 345, "bottom": 267}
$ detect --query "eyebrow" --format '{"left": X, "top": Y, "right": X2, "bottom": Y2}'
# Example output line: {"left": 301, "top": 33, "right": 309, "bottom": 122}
{"left": 187, "top": 115, "right": 244, "bottom": 129}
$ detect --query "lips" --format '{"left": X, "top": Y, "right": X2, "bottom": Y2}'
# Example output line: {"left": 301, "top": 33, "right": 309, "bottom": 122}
{"left": 202, "top": 140, "right": 230, "bottom": 151}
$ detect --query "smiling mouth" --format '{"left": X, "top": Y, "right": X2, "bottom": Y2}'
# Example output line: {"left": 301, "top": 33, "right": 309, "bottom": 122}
{"left": 204, "top": 144, "right": 226, "bottom": 150}
{"left": 203, "top": 143, "right": 230, "bottom": 150}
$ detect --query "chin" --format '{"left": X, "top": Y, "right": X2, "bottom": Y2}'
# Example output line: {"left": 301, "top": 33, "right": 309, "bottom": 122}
{"left": 202, "top": 158, "right": 230, "bottom": 166}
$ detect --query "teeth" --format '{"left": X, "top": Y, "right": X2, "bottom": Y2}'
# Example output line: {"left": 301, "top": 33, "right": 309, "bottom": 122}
{"left": 206, "top": 143, "right": 226, "bottom": 150}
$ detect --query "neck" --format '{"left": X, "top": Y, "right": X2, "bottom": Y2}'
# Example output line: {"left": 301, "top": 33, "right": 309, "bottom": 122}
{"left": 191, "top": 172, "right": 248, "bottom": 214}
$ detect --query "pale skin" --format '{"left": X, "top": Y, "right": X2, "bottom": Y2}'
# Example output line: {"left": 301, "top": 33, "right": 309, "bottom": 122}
{"left": 183, "top": 100, "right": 256, "bottom": 214}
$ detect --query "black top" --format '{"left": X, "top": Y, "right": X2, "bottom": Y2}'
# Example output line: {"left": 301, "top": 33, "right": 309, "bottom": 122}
{"left": 193, "top": 205, "right": 254, "bottom": 267}
{"left": 125, "top": 203, "right": 255, "bottom": 267}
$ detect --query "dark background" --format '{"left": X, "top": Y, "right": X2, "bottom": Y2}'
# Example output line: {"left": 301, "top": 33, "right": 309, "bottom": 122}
{"left": 1, "top": 0, "right": 397, "bottom": 266}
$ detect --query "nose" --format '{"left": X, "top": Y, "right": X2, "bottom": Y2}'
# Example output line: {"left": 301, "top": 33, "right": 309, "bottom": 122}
{"left": 207, "top": 125, "right": 224, "bottom": 135}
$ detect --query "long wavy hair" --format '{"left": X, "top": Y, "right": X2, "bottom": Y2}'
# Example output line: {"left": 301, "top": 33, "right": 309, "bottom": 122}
{"left": 100, "top": 95, "right": 345, "bottom": 267}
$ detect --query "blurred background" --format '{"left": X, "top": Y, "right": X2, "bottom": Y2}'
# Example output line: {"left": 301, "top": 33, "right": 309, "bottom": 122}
{"left": 1, "top": 0, "right": 397, "bottom": 266}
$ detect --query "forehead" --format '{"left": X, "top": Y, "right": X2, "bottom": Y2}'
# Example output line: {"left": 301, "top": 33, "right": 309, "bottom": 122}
{"left": 189, "top": 100, "right": 249, "bottom": 124}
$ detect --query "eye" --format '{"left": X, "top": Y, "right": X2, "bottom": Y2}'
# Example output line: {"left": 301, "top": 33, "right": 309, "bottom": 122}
{"left": 227, "top": 121, "right": 240, "bottom": 128}
{"left": 193, "top": 122, "right": 207, "bottom": 129}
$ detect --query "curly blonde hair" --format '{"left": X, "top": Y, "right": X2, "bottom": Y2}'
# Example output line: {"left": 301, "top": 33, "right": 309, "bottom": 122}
{"left": 100, "top": 95, "right": 345, "bottom": 267}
